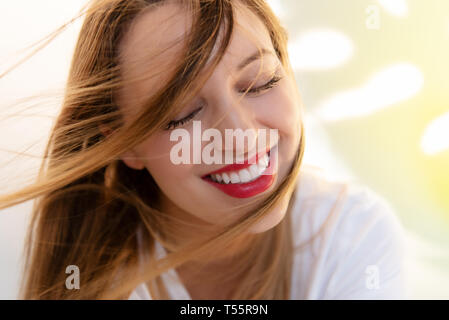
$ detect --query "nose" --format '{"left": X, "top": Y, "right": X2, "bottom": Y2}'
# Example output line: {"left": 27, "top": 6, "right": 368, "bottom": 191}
{"left": 211, "top": 98, "right": 259, "bottom": 162}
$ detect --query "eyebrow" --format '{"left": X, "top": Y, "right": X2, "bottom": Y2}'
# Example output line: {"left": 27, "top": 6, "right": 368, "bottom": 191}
{"left": 237, "top": 48, "right": 276, "bottom": 71}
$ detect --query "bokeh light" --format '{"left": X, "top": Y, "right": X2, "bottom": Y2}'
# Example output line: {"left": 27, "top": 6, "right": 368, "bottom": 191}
{"left": 421, "top": 111, "right": 449, "bottom": 155}
{"left": 317, "top": 63, "right": 424, "bottom": 121}
{"left": 288, "top": 29, "right": 354, "bottom": 71}
{"left": 377, "top": 0, "right": 409, "bottom": 17}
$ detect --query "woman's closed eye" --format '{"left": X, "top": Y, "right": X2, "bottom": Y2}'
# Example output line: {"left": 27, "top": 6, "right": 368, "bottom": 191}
{"left": 164, "top": 73, "right": 283, "bottom": 130}
{"left": 164, "top": 106, "right": 203, "bottom": 131}
{"left": 239, "top": 73, "right": 283, "bottom": 95}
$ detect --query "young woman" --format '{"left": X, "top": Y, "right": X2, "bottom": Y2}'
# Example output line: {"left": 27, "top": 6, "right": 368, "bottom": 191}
{"left": 0, "top": 0, "right": 406, "bottom": 300}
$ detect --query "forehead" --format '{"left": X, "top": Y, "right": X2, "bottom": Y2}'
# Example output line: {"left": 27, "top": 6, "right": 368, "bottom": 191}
{"left": 117, "top": 1, "right": 274, "bottom": 111}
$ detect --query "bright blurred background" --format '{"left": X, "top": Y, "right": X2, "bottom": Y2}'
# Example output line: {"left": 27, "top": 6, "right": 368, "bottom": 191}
{"left": 1, "top": 0, "right": 448, "bottom": 299}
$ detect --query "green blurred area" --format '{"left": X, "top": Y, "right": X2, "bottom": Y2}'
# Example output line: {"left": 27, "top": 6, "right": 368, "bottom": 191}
{"left": 274, "top": 0, "right": 449, "bottom": 298}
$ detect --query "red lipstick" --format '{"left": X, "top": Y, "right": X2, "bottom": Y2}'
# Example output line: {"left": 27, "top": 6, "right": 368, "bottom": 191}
{"left": 201, "top": 145, "right": 277, "bottom": 198}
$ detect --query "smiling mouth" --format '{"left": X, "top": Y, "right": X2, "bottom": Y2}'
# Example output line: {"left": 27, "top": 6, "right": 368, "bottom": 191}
{"left": 201, "top": 145, "right": 277, "bottom": 198}
{"left": 204, "top": 150, "right": 271, "bottom": 184}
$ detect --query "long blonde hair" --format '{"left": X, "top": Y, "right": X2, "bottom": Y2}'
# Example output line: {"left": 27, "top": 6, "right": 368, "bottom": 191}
{"left": 0, "top": 0, "right": 305, "bottom": 299}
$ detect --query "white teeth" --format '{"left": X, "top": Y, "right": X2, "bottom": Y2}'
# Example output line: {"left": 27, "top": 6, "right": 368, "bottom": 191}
{"left": 208, "top": 151, "right": 271, "bottom": 184}
{"left": 239, "top": 169, "right": 252, "bottom": 183}
{"left": 257, "top": 166, "right": 265, "bottom": 176}
{"left": 249, "top": 164, "right": 259, "bottom": 178}
{"left": 259, "top": 154, "right": 268, "bottom": 167}
{"left": 230, "top": 172, "right": 240, "bottom": 184}
{"left": 258, "top": 162, "right": 266, "bottom": 174}
{"left": 222, "top": 172, "right": 230, "bottom": 184}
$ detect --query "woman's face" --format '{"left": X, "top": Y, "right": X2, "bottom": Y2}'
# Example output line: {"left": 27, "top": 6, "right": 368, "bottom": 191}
{"left": 117, "top": 2, "right": 302, "bottom": 233}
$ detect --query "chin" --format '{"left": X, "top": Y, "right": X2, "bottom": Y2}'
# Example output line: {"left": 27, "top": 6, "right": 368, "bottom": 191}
{"left": 247, "top": 195, "right": 290, "bottom": 234}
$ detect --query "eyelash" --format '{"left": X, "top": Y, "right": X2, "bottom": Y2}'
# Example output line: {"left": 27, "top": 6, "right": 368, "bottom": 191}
{"left": 164, "top": 107, "right": 203, "bottom": 130}
{"left": 164, "top": 74, "right": 283, "bottom": 130}
{"left": 240, "top": 74, "right": 283, "bottom": 94}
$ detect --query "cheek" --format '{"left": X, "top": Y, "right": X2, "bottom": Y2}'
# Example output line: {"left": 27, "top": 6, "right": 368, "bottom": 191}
{"left": 255, "top": 82, "right": 301, "bottom": 139}
{"left": 134, "top": 134, "right": 197, "bottom": 190}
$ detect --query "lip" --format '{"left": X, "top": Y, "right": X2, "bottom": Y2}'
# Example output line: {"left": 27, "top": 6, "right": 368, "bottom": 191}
{"left": 201, "top": 146, "right": 271, "bottom": 178}
{"left": 202, "top": 145, "right": 278, "bottom": 198}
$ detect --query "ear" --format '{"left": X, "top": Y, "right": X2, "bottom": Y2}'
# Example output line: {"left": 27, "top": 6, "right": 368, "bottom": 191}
{"left": 99, "top": 124, "right": 145, "bottom": 170}
{"left": 120, "top": 149, "right": 145, "bottom": 170}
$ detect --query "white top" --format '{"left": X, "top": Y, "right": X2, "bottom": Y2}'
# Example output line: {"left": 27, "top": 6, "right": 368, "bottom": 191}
{"left": 128, "top": 165, "right": 407, "bottom": 300}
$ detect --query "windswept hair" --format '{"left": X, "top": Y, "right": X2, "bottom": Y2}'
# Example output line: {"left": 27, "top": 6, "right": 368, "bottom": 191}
{"left": 0, "top": 0, "right": 306, "bottom": 299}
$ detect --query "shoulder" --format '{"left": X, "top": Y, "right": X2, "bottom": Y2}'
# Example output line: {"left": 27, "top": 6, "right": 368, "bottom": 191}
{"left": 289, "top": 165, "right": 407, "bottom": 299}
